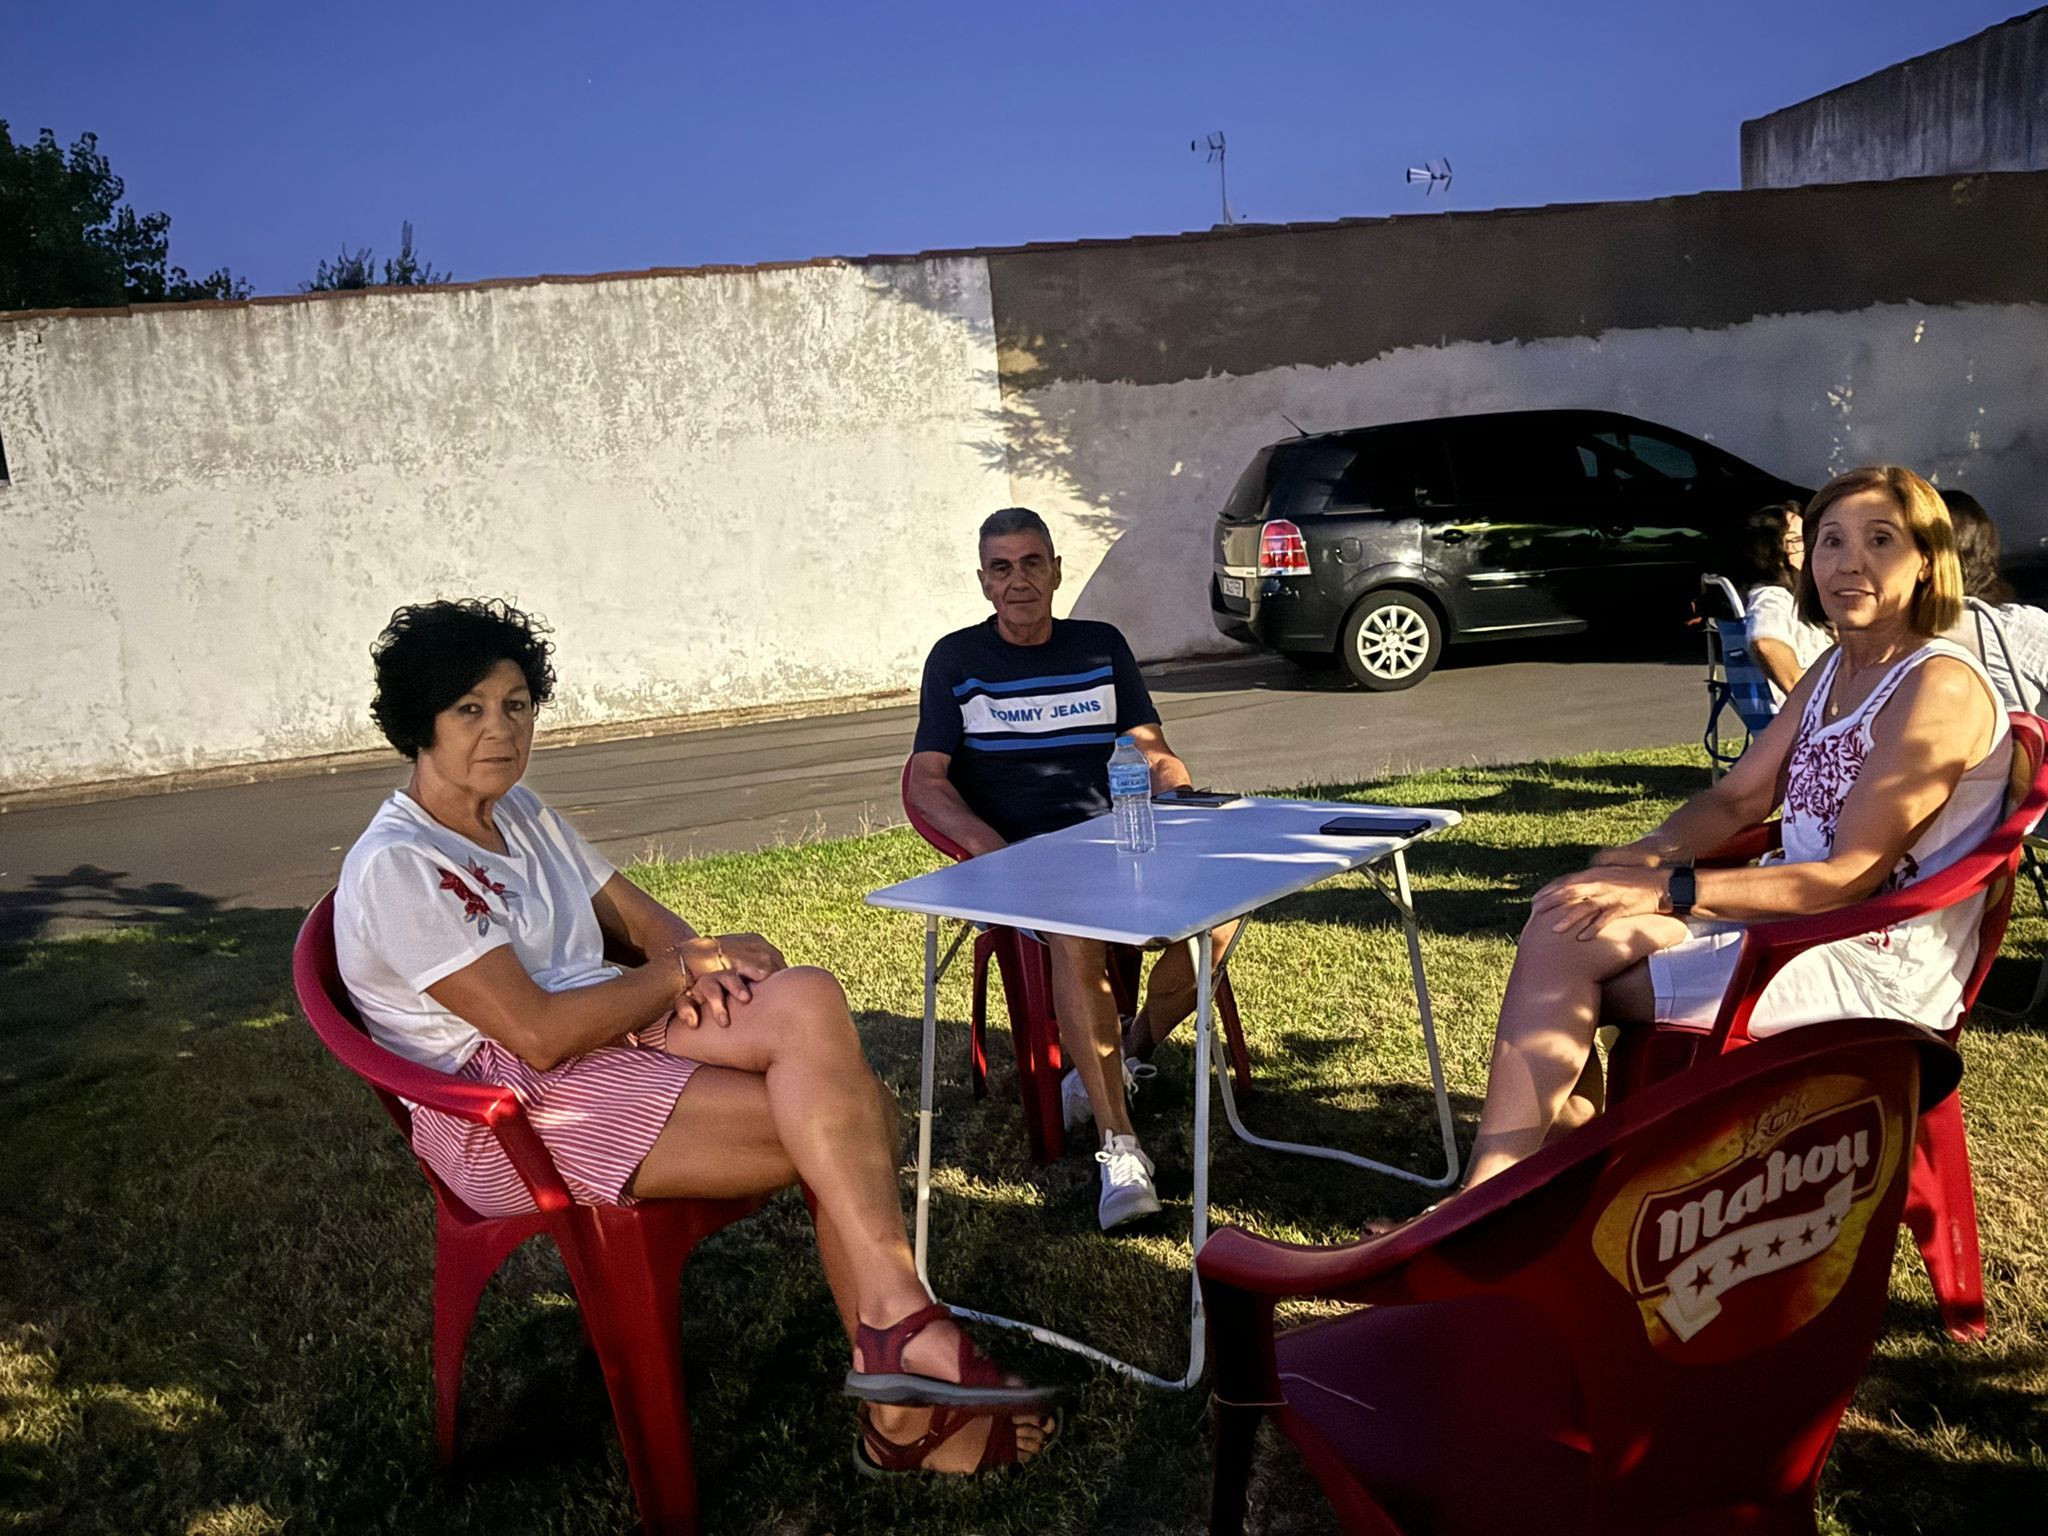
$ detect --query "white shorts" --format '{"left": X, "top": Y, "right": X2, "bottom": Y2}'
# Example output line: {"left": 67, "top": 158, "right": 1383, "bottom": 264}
{"left": 1647, "top": 919, "right": 1958, "bottom": 1038}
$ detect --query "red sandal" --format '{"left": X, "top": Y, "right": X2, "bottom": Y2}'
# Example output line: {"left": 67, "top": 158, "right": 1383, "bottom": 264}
{"left": 852, "top": 1400, "right": 1056, "bottom": 1477}
{"left": 843, "top": 1301, "right": 1057, "bottom": 1408}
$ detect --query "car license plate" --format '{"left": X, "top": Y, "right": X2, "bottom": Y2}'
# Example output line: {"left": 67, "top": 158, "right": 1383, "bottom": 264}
{"left": 1219, "top": 575, "right": 1245, "bottom": 598}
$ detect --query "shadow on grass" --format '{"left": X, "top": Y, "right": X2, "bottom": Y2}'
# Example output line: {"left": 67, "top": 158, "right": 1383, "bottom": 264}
{"left": 1296, "top": 761, "right": 1711, "bottom": 820}
{"left": 1958, "top": 950, "right": 2048, "bottom": 1035}
{"left": 0, "top": 863, "right": 222, "bottom": 944}
{"left": 1251, "top": 831, "right": 1631, "bottom": 936}
{"left": 1260, "top": 860, "right": 1549, "bottom": 935}
{"left": 0, "top": 923, "right": 1268, "bottom": 1534}
{"left": 1201, "top": 1076, "right": 1479, "bottom": 1227}
{"left": 0, "top": 911, "right": 776, "bottom": 1532}
{"left": 920, "top": 1014, "right": 1482, "bottom": 1237}
{"left": 1824, "top": 1295, "right": 2048, "bottom": 1533}
{"left": 7, "top": 757, "right": 2041, "bottom": 1536}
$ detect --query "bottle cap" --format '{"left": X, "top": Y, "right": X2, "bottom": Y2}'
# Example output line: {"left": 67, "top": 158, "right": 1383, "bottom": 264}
{"left": 1116, "top": 734, "right": 1135, "bottom": 747}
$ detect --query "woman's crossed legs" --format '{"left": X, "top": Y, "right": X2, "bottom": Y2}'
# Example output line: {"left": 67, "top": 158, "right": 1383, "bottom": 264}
{"left": 1464, "top": 910, "right": 1692, "bottom": 1188}
{"left": 627, "top": 964, "right": 1051, "bottom": 1472}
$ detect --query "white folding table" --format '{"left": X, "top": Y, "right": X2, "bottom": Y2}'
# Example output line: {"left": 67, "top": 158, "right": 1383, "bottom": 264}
{"left": 865, "top": 796, "right": 1462, "bottom": 1390}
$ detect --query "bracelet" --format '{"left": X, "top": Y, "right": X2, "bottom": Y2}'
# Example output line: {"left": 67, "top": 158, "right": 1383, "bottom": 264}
{"left": 675, "top": 938, "right": 728, "bottom": 987}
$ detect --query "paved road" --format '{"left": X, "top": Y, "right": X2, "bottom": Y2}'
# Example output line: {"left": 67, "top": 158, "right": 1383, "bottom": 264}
{"left": 0, "top": 640, "right": 1702, "bottom": 940}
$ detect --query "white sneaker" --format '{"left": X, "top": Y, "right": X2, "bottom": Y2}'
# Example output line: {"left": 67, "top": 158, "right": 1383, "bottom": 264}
{"left": 1061, "top": 1056, "right": 1160, "bottom": 1131}
{"left": 1096, "top": 1133, "right": 1162, "bottom": 1229}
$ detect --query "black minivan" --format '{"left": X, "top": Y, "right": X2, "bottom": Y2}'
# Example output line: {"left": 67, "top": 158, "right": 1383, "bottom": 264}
{"left": 1210, "top": 409, "right": 1809, "bottom": 689}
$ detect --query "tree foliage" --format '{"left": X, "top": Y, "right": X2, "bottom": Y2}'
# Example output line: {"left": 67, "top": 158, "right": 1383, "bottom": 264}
{"left": 302, "top": 221, "right": 450, "bottom": 291}
{"left": 0, "top": 121, "right": 250, "bottom": 311}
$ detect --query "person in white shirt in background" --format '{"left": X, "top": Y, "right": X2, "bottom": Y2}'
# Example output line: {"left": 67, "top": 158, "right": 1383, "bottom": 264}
{"left": 1733, "top": 501, "right": 1834, "bottom": 704}
{"left": 1943, "top": 488, "right": 2048, "bottom": 715}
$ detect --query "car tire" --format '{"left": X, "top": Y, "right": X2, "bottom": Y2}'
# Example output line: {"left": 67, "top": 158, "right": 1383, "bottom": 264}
{"left": 1339, "top": 591, "right": 1443, "bottom": 691}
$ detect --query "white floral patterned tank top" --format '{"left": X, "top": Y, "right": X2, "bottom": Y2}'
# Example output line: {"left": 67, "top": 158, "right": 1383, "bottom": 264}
{"left": 1781, "top": 638, "right": 2009, "bottom": 888}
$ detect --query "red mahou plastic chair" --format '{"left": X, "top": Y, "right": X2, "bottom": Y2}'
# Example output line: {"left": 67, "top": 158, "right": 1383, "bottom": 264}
{"left": 292, "top": 894, "right": 767, "bottom": 1536}
{"left": 1199, "top": 1018, "right": 1960, "bottom": 1536}
{"left": 1609, "top": 712, "right": 2048, "bottom": 1341}
{"left": 898, "top": 760, "right": 1253, "bottom": 1162}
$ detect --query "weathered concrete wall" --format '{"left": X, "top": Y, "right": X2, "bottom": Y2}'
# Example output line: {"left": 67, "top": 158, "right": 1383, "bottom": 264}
{"left": 7, "top": 171, "right": 2048, "bottom": 791}
{"left": 0, "top": 260, "right": 1010, "bottom": 790}
{"left": 988, "top": 173, "right": 2048, "bottom": 661}
{"left": 1742, "top": 8, "right": 2048, "bottom": 188}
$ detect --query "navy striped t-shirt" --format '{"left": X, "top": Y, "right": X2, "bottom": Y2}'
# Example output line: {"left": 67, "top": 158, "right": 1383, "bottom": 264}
{"left": 913, "top": 617, "right": 1160, "bottom": 842}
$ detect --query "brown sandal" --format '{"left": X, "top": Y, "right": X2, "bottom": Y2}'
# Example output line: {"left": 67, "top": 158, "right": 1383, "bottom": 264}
{"left": 843, "top": 1301, "right": 1056, "bottom": 1408}
{"left": 852, "top": 1400, "right": 1054, "bottom": 1477}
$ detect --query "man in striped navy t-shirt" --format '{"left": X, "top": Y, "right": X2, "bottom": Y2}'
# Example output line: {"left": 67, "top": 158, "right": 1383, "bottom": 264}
{"left": 908, "top": 507, "right": 1238, "bottom": 1231}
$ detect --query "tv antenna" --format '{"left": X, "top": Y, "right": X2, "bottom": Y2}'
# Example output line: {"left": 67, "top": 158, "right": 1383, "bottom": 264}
{"left": 1191, "top": 131, "right": 1235, "bottom": 225}
{"left": 1405, "top": 158, "right": 1453, "bottom": 199}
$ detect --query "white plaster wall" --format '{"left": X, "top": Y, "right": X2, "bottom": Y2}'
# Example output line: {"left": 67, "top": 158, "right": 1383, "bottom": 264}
{"left": 1007, "top": 302, "right": 2048, "bottom": 662}
{"left": 0, "top": 260, "right": 1008, "bottom": 790}
{"left": 7, "top": 276, "right": 2045, "bottom": 792}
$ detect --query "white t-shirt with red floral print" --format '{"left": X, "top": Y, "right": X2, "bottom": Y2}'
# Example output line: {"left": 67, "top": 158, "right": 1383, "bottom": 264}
{"left": 336, "top": 785, "right": 621, "bottom": 1075}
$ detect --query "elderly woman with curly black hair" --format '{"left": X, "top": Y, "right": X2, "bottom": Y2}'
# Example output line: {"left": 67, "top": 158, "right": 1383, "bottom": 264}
{"left": 334, "top": 599, "right": 1053, "bottom": 1476}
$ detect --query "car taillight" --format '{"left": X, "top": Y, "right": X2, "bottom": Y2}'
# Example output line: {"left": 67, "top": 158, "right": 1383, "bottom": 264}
{"left": 1258, "top": 519, "right": 1311, "bottom": 576}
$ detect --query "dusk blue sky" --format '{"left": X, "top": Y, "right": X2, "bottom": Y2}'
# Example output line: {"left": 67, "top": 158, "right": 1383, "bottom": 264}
{"left": 6, "top": 1, "right": 2025, "bottom": 298}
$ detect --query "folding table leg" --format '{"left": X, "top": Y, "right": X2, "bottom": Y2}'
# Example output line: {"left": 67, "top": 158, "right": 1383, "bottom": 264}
{"left": 1210, "top": 850, "right": 1459, "bottom": 1188}
{"left": 914, "top": 913, "right": 939, "bottom": 1284}
{"left": 912, "top": 916, "right": 972, "bottom": 1286}
{"left": 910, "top": 913, "right": 1189, "bottom": 1380}
{"left": 938, "top": 929, "right": 1217, "bottom": 1392}
{"left": 1393, "top": 849, "right": 1462, "bottom": 1188}
{"left": 1183, "top": 928, "right": 1214, "bottom": 1385}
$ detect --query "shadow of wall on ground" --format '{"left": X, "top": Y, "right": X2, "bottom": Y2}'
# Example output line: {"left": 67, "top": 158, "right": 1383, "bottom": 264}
{"left": 0, "top": 865, "right": 221, "bottom": 945}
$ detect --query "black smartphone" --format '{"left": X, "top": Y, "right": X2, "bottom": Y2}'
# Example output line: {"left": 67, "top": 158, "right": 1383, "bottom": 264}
{"left": 1319, "top": 814, "right": 1431, "bottom": 839}
{"left": 1153, "top": 790, "right": 1237, "bottom": 807}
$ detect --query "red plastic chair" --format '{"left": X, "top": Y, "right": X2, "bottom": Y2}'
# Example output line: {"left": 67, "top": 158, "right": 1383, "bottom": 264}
{"left": 291, "top": 894, "right": 766, "bottom": 1536}
{"left": 1609, "top": 712, "right": 2048, "bottom": 1341}
{"left": 898, "top": 760, "right": 1253, "bottom": 1162}
{"left": 1199, "top": 1017, "right": 1960, "bottom": 1536}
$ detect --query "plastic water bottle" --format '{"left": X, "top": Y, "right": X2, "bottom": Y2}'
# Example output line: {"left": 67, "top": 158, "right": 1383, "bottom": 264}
{"left": 1108, "top": 735, "right": 1156, "bottom": 853}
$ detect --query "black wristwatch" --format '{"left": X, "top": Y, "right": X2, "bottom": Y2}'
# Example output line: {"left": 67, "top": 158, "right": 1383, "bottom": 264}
{"left": 1667, "top": 864, "right": 1697, "bottom": 918}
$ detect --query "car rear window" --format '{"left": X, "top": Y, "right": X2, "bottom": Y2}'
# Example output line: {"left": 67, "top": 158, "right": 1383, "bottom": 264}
{"left": 1220, "top": 447, "right": 1278, "bottom": 525}
{"left": 1332, "top": 428, "right": 1453, "bottom": 509}
{"left": 1220, "top": 438, "right": 1360, "bottom": 523}
{"left": 1269, "top": 440, "right": 1366, "bottom": 519}
{"left": 1330, "top": 433, "right": 1413, "bottom": 510}
{"left": 1224, "top": 428, "right": 1438, "bottom": 523}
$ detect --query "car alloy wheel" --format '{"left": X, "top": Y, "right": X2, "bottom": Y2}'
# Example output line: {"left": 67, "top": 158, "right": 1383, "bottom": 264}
{"left": 1340, "top": 591, "right": 1443, "bottom": 691}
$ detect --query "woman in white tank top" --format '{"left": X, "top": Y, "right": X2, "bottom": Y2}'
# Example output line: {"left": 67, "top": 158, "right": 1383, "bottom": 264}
{"left": 1458, "top": 465, "right": 2011, "bottom": 1195}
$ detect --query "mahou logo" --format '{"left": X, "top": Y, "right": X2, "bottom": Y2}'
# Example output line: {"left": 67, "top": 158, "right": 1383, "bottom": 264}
{"left": 1608, "top": 1089, "right": 1888, "bottom": 1345}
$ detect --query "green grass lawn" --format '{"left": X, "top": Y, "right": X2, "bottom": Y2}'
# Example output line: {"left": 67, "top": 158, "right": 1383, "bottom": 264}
{"left": 3, "top": 746, "right": 2043, "bottom": 1534}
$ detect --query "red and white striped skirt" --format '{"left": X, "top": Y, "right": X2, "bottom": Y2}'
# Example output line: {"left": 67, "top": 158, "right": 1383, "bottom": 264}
{"left": 410, "top": 1013, "right": 700, "bottom": 1217}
